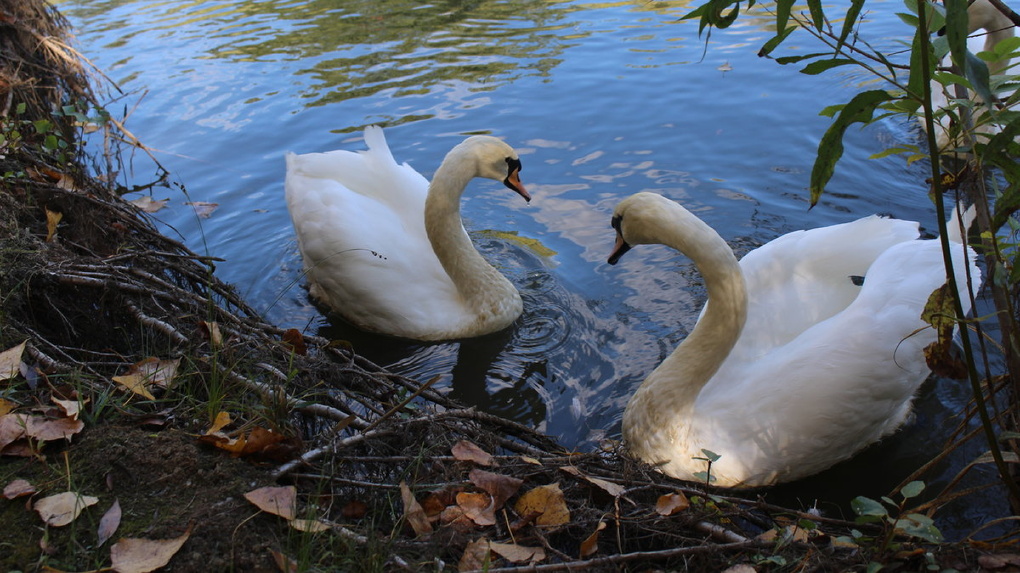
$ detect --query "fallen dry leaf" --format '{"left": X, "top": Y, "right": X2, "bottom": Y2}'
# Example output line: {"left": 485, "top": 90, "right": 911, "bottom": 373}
{"left": 128, "top": 195, "right": 169, "bottom": 213}
{"left": 439, "top": 503, "right": 476, "bottom": 533}
{"left": 185, "top": 201, "right": 219, "bottom": 218}
{"left": 4, "top": 478, "right": 36, "bottom": 499}
{"left": 245, "top": 485, "right": 297, "bottom": 520}
{"left": 720, "top": 565, "right": 757, "bottom": 573}
{"left": 491, "top": 541, "right": 546, "bottom": 564}
{"left": 45, "top": 207, "right": 62, "bottom": 242}
{"left": 0, "top": 413, "right": 85, "bottom": 453}
{"left": 452, "top": 440, "right": 495, "bottom": 466}
{"left": 112, "top": 357, "right": 181, "bottom": 400}
{"left": 457, "top": 491, "right": 495, "bottom": 526}
{"left": 580, "top": 520, "right": 607, "bottom": 558}
{"left": 269, "top": 549, "right": 299, "bottom": 573}
{"left": 34, "top": 491, "right": 99, "bottom": 526}
{"left": 98, "top": 499, "right": 121, "bottom": 546}
{"left": 341, "top": 499, "right": 368, "bottom": 519}
{"left": 110, "top": 524, "right": 192, "bottom": 573}
{"left": 513, "top": 482, "right": 570, "bottom": 527}
{"left": 199, "top": 320, "right": 223, "bottom": 348}
{"left": 469, "top": 468, "right": 522, "bottom": 510}
{"left": 400, "top": 481, "right": 433, "bottom": 537}
{"left": 0, "top": 340, "right": 27, "bottom": 381}
{"left": 289, "top": 518, "right": 331, "bottom": 533}
{"left": 52, "top": 398, "right": 81, "bottom": 421}
{"left": 560, "top": 465, "right": 625, "bottom": 498}
{"left": 458, "top": 537, "right": 491, "bottom": 572}
{"left": 0, "top": 398, "right": 15, "bottom": 416}
{"left": 656, "top": 492, "right": 691, "bottom": 516}
{"left": 281, "top": 328, "right": 307, "bottom": 355}
{"left": 205, "top": 411, "right": 232, "bottom": 435}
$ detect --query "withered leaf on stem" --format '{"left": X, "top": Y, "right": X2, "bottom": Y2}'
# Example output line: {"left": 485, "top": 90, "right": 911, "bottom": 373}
{"left": 580, "top": 521, "right": 607, "bottom": 558}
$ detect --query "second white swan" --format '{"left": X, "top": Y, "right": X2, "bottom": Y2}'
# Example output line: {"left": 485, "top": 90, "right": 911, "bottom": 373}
{"left": 608, "top": 192, "right": 980, "bottom": 487}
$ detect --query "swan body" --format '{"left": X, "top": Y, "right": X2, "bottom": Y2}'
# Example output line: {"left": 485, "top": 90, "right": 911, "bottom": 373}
{"left": 608, "top": 192, "right": 980, "bottom": 487}
{"left": 285, "top": 126, "right": 530, "bottom": 341}
{"left": 927, "top": 0, "right": 1015, "bottom": 151}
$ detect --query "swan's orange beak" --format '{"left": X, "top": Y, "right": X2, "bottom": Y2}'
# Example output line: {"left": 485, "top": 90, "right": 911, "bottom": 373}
{"left": 608, "top": 233, "right": 631, "bottom": 265}
{"left": 504, "top": 168, "right": 530, "bottom": 203}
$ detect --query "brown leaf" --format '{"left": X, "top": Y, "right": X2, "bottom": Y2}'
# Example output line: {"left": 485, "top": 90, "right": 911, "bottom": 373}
{"left": 560, "top": 465, "right": 625, "bottom": 498}
{"left": 185, "top": 201, "right": 219, "bottom": 218}
{"left": 45, "top": 207, "right": 62, "bottom": 242}
{"left": 269, "top": 549, "right": 299, "bottom": 573}
{"left": 110, "top": 524, "right": 192, "bottom": 573}
{"left": 341, "top": 499, "right": 368, "bottom": 519}
{"left": 4, "top": 478, "right": 36, "bottom": 499}
{"left": 281, "top": 329, "right": 307, "bottom": 355}
{"left": 34, "top": 491, "right": 99, "bottom": 526}
{"left": 128, "top": 196, "right": 169, "bottom": 213}
{"left": 655, "top": 492, "right": 691, "bottom": 516}
{"left": 97, "top": 499, "right": 121, "bottom": 546}
{"left": 0, "top": 341, "right": 26, "bottom": 381}
{"left": 52, "top": 398, "right": 81, "bottom": 421}
{"left": 513, "top": 482, "right": 570, "bottom": 527}
{"left": 580, "top": 521, "right": 606, "bottom": 558}
{"left": 452, "top": 440, "right": 495, "bottom": 466}
{"left": 245, "top": 486, "right": 297, "bottom": 520}
{"left": 458, "top": 538, "right": 491, "bottom": 572}
{"left": 469, "top": 468, "right": 522, "bottom": 510}
{"left": 491, "top": 541, "right": 546, "bottom": 564}
{"left": 0, "top": 413, "right": 85, "bottom": 452}
{"left": 199, "top": 321, "right": 223, "bottom": 348}
{"left": 439, "top": 503, "right": 476, "bottom": 532}
{"left": 457, "top": 491, "right": 496, "bottom": 526}
{"left": 0, "top": 398, "right": 14, "bottom": 416}
{"left": 421, "top": 486, "right": 462, "bottom": 518}
{"left": 400, "top": 481, "right": 433, "bottom": 537}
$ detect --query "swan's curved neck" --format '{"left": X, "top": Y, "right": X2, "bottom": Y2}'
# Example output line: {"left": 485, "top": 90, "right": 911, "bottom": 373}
{"left": 637, "top": 212, "right": 748, "bottom": 413}
{"left": 424, "top": 152, "right": 513, "bottom": 312}
{"left": 971, "top": 1, "right": 1016, "bottom": 73}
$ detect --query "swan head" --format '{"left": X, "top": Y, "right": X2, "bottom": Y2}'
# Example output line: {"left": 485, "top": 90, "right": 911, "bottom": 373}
{"left": 607, "top": 192, "right": 679, "bottom": 264}
{"left": 453, "top": 135, "right": 530, "bottom": 203}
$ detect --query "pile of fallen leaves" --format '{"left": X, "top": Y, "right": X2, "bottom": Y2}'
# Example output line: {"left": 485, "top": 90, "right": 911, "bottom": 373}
{"left": 1, "top": 1, "right": 1016, "bottom": 572}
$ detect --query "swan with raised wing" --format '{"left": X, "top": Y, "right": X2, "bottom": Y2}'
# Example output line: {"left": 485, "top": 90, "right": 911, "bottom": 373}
{"left": 608, "top": 192, "right": 980, "bottom": 487}
{"left": 285, "top": 126, "right": 530, "bottom": 341}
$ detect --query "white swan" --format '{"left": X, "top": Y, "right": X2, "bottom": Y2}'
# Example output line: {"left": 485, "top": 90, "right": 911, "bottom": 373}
{"left": 608, "top": 192, "right": 980, "bottom": 487}
{"left": 927, "top": 0, "right": 1015, "bottom": 151}
{"left": 285, "top": 126, "right": 530, "bottom": 341}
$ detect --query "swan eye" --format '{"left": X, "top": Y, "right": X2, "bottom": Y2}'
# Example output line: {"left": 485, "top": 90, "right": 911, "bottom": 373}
{"left": 611, "top": 214, "right": 623, "bottom": 232}
{"left": 505, "top": 157, "right": 522, "bottom": 174}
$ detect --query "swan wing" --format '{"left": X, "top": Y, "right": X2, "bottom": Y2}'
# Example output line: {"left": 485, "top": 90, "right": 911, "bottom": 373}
{"left": 729, "top": 215, "right": 919, "bottom": 362}
{"left": 285, "top": 128, "right": 464, "bottom": 336}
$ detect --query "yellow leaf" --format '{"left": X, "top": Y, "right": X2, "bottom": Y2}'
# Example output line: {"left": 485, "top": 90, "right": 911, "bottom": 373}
{"left": 205, "top": 412, "right": 232, "bottom": 435}
{"left": 111, "top": 372, "right": 156, "bottom": 400}
{"left": 0, "top": 340, "right": 27, "bottom": 381}
{"left": 513, "top": 482, "right": 570, "bottom": 527}
{"left": 0, "top": 398, "right": 15, "bottom": 416}
{"left": 110, "top": 525, "right": 192, "bottom": 573}
{"left": 45, "top": 208, "right": 62, "bottom": 242}
{"left": 289, "top": 518, "right": 331, "bottom": 532}
{"left": 478, "top": 230, "right": 557, "bottom": 257}
{"left": 244, "top": 486, "right": 297, "bottom": 520}
{"left": 34, "top": 491, "right": 99, "bottom": 526}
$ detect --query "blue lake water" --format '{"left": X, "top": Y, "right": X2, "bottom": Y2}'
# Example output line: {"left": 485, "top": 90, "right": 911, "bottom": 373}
{"left": 57, "top": 0, "right": 1007, "bottom": 536}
